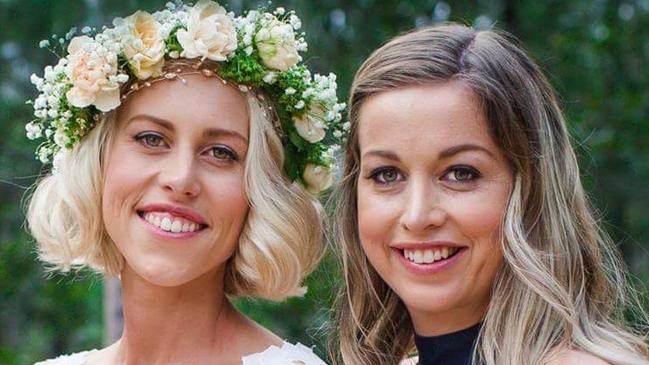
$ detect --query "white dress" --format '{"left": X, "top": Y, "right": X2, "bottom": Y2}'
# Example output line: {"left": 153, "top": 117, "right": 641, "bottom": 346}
{"left": 34, "top": 342, "right": 327, "bottom": 365}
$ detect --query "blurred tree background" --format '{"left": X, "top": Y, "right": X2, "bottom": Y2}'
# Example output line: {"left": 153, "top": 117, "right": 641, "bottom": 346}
{"left": 1, "top": 0, "right": 648, "bottom": 364}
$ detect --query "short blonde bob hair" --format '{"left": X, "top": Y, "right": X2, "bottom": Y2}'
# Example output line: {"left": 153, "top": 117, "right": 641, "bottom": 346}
{"left": 27, "top": 75, "right": 323, "bottom": 301}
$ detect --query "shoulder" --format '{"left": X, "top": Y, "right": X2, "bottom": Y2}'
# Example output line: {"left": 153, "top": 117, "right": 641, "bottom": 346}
{"left": 399, "top": 356, "right": 418, "bottom": 365}
{"left": 544, "top": 350, "right": 611, "bottom": 365}
{"left": 34, "top": 350, "right": 97, "bottom": 365}
{"left": 241, "top": 342, "right": 328, "bottom": 365}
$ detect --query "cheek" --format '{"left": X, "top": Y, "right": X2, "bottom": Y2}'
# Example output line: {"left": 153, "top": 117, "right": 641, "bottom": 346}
{"left": 205, "top": 172, "right": 248, "bottom": 229}
{"left": 356, "top": 185, "right": 401, "bottom": 271}
{"left": 357, "top": 185, "right": 389, "bottom": 245}
{"left": 101, "top": 144, "right": 152, "bottom": 236}
{"left": 451, "top": 187, "right": 509, "bottom": 278}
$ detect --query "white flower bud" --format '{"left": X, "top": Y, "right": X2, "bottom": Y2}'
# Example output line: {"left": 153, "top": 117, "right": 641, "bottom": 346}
{"left": 38, "top": 147, "right": 51, "bottom": 163}
{"left": 303, "top": 163, "right": 333, "bottom": 194}
{"left": 263, "top": 72, "right": 277, "bottom": 84}
{"left": 34, "top": 95, "right": 48, "bottom": 109}
{"left": 25, "top": 122, "right": 43, "bottom": 140}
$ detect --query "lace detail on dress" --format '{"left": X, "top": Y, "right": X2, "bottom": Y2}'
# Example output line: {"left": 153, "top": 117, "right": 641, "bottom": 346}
{"left": 34, "top": 350, "right": 97, "bottom": 365}
{"left": 241, "top": 342, "right": 327, "bottom": 365}
{"left": 34, "top": 343, "right": 325, "bottom": 365}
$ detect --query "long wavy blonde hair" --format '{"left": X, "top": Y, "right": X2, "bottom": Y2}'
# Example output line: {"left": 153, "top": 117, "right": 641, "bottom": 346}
{"left": 329, "top": 23, "right": 649, "bottom": 365}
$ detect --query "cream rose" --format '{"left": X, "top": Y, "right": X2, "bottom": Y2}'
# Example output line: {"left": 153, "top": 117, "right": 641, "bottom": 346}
{"left": 255, "top": 19, "right": 300, "bottom": 71}
{"left": 123, "top": 11, "right": 165, "bottom": 79}
{"left": 65, "top": 36, "right": 121, "bottom": 112}
{"left": 303, "top": 163, "right": 333, "bottom": 194}
{"left": 176, "top": 0, "right": 237, "bottom": 61}
{"left": 293, "top": 103, "right": 327, "bottom": 143}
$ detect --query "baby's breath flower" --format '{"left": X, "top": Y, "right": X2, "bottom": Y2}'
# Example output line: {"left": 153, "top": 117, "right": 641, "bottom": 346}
{"left": 27, "top": 0, "right": 345, "bottom": 192}
{"left": 25, "top": 122, "right": 43, "bottom": 140}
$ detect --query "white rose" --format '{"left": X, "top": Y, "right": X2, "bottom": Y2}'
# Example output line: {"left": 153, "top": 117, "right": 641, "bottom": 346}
{"left": 123, "top": 11, "right": 165, "bottom": 79}
{"left": 255, "top": 18, "right": 300, "bottom": 71}
{"left": 303, "top": 163, "right": 333, "bottom": 194}
{"left": 64, "top": 36, "right": 121, "bottom": 112}
{"left": 293, "top": 103, "right": 327, "bottom": 143}
{"left": 176, "top": 0, "right": 237, "bottom": 61}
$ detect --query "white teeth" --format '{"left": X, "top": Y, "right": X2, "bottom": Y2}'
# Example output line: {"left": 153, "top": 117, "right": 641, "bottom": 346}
{"left": 413, "top": 250, "right": 423, "bottom": 264}
{"left": 403, "top": 247, "right": 460, "bottom": 264}
{"left": 142, "top": 212, "right": 202, "bottom": 233}
{"left": 423, "top": 250, "right": 434, "bottom": 263}
{"left": 161, "top": 217, "right": 172, "bottom": 231}
{"left": 171, "top": 220, "right": 182, "bottom": 233}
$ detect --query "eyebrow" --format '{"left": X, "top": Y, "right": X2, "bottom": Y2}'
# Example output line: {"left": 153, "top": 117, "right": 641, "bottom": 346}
{"left": 127, "top": 114, "right": 248, "bottom": 144}
{"left": 362, "top": 144, "right": 495, "bottom": 161}
{"left": 438, "top": 143, "right": 495, "bottom": 159}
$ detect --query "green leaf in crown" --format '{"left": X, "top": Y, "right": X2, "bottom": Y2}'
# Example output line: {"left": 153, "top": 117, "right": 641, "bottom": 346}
{"left": 27, "top": 0, "right": 347, "bottom": 194}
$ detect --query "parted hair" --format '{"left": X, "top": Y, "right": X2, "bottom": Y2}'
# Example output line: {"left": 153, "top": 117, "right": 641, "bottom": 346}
{"left": 329, "top": 23, "right": 649, "bottom": 365}
{"left": 27, "top": 78, "right": 323, "bottom": 301}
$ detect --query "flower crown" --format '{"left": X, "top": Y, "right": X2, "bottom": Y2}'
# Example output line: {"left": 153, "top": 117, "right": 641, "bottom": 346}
{"left": 27, "top": 0, "right": 347, "bottom": 193}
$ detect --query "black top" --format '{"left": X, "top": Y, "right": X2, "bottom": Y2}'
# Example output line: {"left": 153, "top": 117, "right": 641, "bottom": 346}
{"left": 414, "top": 322, "right": 481, "bottom": 365}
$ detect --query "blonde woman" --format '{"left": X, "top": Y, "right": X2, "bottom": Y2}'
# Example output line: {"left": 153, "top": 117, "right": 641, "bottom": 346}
{"left": 26, "top": 2, "right": 345, "bottom": 364}
{"left": 329, "top": 23, "right": 649, "bottom": 365}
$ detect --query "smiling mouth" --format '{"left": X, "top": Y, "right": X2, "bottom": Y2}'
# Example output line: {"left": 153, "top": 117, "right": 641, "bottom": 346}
{"left": 137, "top": 211, "right": 208, "bottom": 234}
{"left": 400, "top": 247, "right": 463, "bottom": 265}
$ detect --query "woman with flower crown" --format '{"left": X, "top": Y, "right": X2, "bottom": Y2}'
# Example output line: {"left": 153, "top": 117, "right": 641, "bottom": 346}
{"left": 26, "top": 1, "right": 345, "bottom": 364}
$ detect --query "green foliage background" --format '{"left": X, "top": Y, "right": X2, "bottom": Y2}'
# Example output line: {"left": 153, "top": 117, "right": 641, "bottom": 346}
{"left": 1, "top": 0, "right": 648, "bottom": 364}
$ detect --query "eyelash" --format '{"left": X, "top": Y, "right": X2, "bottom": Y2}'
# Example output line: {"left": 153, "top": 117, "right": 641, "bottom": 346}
{"left": 135, "top": 132, "right": 166, "bottom": 148}
{"left": 367, "top": 165, "right": 481, "bottom": 186}
{"left": 134, "top": 132, "right": 239, "bottom": 161}
{"left": 368, "top": 166, "right": 404, "bottom": 185}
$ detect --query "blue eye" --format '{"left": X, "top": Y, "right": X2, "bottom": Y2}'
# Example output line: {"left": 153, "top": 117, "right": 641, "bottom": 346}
{"left": 208, "top": 146, "right": 238, "bottom": 161}
{"left": 369, "top": 167, "right": 403, "bottom": 185}
{"left": 135, "top": 132, "right": 166, "bottom": 148}
{"left": 444, "top": 166, "right": 480, "bottom": 182}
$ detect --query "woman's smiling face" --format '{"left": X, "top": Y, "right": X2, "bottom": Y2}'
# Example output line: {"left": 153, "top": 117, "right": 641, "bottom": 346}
{"left": 356, "top": 82, "right": 513, "bottom": 335}
{"left": 102, "top": 73, "right": 250, "bottom": 287}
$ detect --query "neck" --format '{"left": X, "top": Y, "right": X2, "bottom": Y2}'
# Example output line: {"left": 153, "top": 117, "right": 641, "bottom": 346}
{"left": 409, "top": 298, "right": 488, "bottom": 337}
{"left": 113, "top": 264, "right": 239, "bottom": 365}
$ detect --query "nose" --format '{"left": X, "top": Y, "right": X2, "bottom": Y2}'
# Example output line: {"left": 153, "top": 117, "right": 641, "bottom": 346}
{"left": 400, "top": 178, "right": 446, "bottom": 233}
{"left": 158, "top": 148, "right": 201, "bottom": 199}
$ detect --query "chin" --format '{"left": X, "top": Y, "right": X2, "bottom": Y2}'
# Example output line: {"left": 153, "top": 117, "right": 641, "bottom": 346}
{"left": 394, "top": 282, "right": 463, "bottom": 315}
{"left": 125, "top": 255, "right": 203, "bottom": 287}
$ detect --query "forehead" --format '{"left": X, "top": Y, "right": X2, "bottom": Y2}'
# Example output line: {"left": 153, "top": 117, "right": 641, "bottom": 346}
{"left": 358, "top": 82, "right": 494, "bottom": 153}
{"left": 117, "top": 73, "right": 250, "bottom": 136}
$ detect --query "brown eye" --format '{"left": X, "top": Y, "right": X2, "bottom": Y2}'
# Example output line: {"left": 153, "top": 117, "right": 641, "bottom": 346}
{"left": 380, "top": 169, "right": 399, "bottom": 182}
{"left": 135, "top": 132, "right": 166, "bottom": 148}
{"left": 370, "top": 167, "right": 403, "bottom": 185}
{"left": 209, "top": 146, "right": 237, "bottom": 161}
{"left": 445, "top": 166, "right": 480, "bottom": 182}
{"left": 144, "top": 135, "right": 163, "bottom": 147}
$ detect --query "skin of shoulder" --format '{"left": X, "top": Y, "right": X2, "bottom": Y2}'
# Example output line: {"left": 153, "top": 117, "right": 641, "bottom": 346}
{"left": 544, "top": 350, "right": 611, "bottom": 365}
